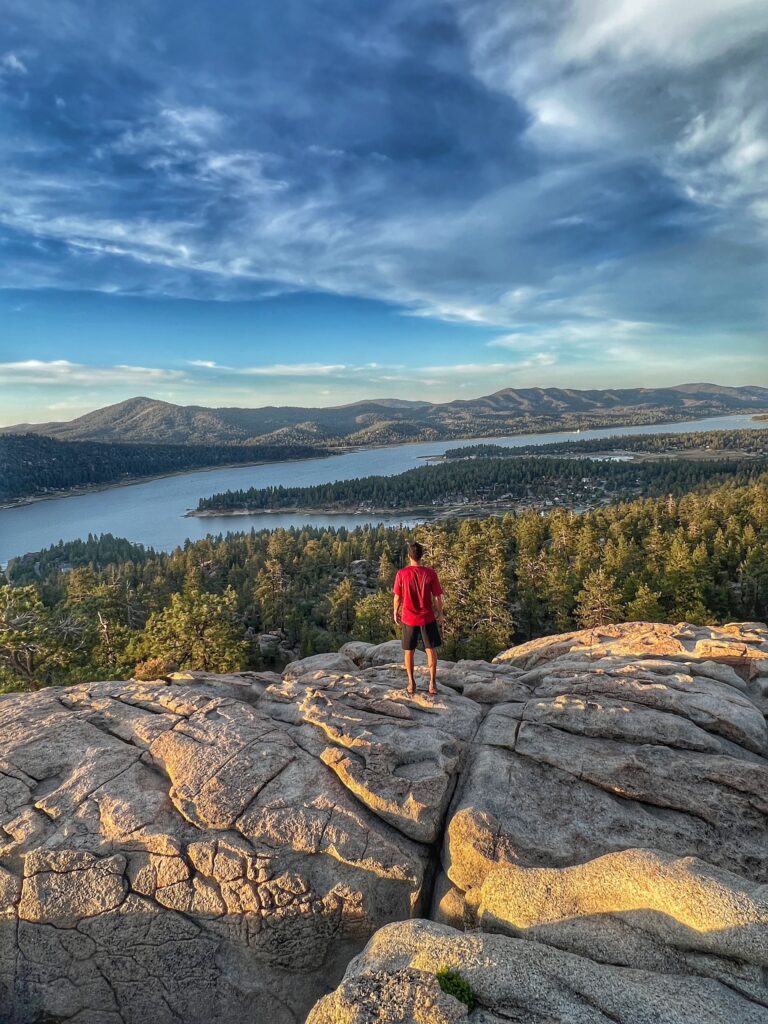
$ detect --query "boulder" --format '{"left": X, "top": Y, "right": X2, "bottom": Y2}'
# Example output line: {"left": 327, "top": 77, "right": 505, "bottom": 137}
{"left": 253, "top": 629, "right": 297, "bottom": 666}
{"left": 340, "top": 641, "right": 376, "bottom": 666}
{"left": 308, "top": 918, "right": 768, "bottom": 1024}
{"left": 443, "top": 631, "right": 768, "bottom": 885}
{"left": 493, "top": 621, "right": 768, "bottom": 675}
{"left": 466, "top": 848, "right": 768, "bottom": 994}
{"left": 282, "top": 651, "right": 358, "bottom": 679}
{"left": 439, "top": 660, "right": 531, "bottom": 705}
{"left": 426, "top": 622, "right": 768, "bottom": 1020}
{"left": 258, "top": 669, "right": 483, "bottom": 844}
{"left": 369, "top": 639, "right": 421, "bottom": 666}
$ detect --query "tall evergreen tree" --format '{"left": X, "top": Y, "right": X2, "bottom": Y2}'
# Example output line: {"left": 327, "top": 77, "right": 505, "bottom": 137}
{"left": 139, "top": 587, "right": 247, "bottom": 672}
{"left": 575, "top": 569, "right": 624, "bottom": 628}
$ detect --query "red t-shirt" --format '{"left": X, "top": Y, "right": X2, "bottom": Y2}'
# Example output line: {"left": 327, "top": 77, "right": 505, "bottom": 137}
{"left": 393, "top": 565, "right": 443, "bottom": 626}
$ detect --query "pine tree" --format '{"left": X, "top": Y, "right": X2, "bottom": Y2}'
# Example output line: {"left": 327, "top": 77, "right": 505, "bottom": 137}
{"left": 327, "top": 577, "right": 358, "bottom": 636}
{"left": 352, "top": 591, "right": 394, "bottom": 644}
{"left": 254, "top": 559, "right": 288, "bottom": 630}
{"left": 575, "top": 568, "right": 624, "bottom": 628}
{"left": 377, "top": 550, "right": 395, "bottom": 590}
{"left": 625, "top": 582, "right": 665, "bottom": 622}
{"left": 138, "top": 586, "right": 247, "bottom": 672}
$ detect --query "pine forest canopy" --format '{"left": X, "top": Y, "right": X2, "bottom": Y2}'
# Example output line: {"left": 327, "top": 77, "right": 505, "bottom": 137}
{"left": 2, "top": 477, "right": 767, "bottom": 692}
{"left": 441, "top": 428, "right": 768, "bottom": 460}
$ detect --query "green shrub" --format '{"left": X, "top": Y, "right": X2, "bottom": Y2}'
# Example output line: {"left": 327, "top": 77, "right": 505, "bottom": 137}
{"left": 436, "top": 968, "right": 477, "bottom": 1011}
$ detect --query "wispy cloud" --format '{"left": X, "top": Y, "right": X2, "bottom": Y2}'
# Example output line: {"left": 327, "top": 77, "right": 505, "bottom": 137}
{"left": 2, "top": 356, "right": 561, "bottom": 392}
{"left": 488, "top": 320, "right": 652, "bottom": 349}
{"left": 0, "top": 52, "right": 28, "bottom": 75}
{"left": 0, "top": 360, "right": 186, "bottom": 386}
{"left": 240, "top": 363, "right": 347, "bottom": 377}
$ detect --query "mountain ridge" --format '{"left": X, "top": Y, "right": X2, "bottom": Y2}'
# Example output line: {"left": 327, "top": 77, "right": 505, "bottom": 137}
{"left": 4, "top": 383, "right": 768, "bottom": 446}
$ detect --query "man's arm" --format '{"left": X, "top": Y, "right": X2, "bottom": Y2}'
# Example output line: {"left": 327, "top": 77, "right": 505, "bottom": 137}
{"left": 392, "top": 572, "right": 402, "bottom": 625}
{"left": 431, "top": 572, "right": 444, "bottom": 628}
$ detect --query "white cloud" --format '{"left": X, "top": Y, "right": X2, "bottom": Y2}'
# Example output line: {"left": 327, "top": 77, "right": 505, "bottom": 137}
{"left": 0, "top": 357, "right": 563, "bottom": 394}
{"left": 199, "top": 153, "right": 287, "bottom": 194}
{"left": 111, "top": 105, "right": 225, "bottom": 156}
{"left": 1, "top": 52, "right": 28, "bottom": 75}
{"left": 454, "top": 0, "right": 768, "bottom": 230}
{"left": 186, "top": 361, "right": 351, "bottom": 377}
{"left": 240, "top": 363, "right": 348, "bottom": 377}
{"left": 404, "top": 302, "right": 493, "bottom": 324}
{"left": 108, "top": 106, "right": 286, "bottom": 201}
{"left": 489, "top": 319, "right": 652, "bottom": 349}
{"left": 0, "top": 360, "right": 185, "bottom": 386}
{"left": 421, "top": 355, "right": 556, "bottom": 375}
{"left": 558, "top": 0, "right": 768, "bottom": 63}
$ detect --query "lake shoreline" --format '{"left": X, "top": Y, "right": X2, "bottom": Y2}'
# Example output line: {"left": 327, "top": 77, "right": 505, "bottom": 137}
{"left": 3, "top": 411, "right": 766, "bottom": 567}
{"left": 7, "top": 409, "right": 766, "bottom": 510}
{"left": 187, "top": 505, "right": 438, "bottom": 519}
{"left": 0, "top": 452, "right": 336, "bottom": 512}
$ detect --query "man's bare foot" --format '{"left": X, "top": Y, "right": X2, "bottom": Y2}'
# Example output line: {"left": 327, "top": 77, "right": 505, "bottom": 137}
{"left": 406, "top": 681, "right": 416, "bottom": 696}
{"left": 427, "top": 685, "right": 438, "bottom": 698}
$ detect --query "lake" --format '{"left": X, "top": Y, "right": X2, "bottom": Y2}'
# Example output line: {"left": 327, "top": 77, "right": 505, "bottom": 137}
{"left": 1, "top": 413, "right": 764, "bottom": 564}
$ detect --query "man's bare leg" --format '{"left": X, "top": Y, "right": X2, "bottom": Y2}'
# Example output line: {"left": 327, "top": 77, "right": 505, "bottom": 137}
{"left": 404, "top": 649, "right": 416, "bottom": 693}
{"left": 426, "top": 648, "right": 438, "bottom": 694}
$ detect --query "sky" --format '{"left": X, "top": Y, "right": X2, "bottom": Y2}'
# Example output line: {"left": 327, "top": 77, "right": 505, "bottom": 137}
{"left": 1, "top": 0, "right": 767, "bottom": 424}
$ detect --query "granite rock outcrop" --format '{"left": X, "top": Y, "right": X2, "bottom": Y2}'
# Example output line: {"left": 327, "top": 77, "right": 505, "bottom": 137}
{"left": 318, "top": 622, "right": 768, "bottom": 1024}
{"left": 0, "top": 622, "right": 766, "bottom": 1023}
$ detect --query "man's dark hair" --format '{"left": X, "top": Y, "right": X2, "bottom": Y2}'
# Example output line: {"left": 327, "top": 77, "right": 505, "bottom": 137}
{"left": 407, "top": 541, "right": 424, "bottom": 562}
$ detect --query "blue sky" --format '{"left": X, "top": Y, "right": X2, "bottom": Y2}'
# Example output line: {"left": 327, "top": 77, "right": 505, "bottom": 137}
{"left": 1, "top": 0, "right": 767, "bottom": 424}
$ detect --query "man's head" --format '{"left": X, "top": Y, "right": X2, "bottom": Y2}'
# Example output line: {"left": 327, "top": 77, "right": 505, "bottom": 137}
{"left": 407, "top": 541, "right": 424, "bottom": 563}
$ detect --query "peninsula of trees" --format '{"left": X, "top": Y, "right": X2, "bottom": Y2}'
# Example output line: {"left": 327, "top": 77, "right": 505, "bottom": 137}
{"left": 194, "top": 451, "right": 768, "bottom": 516}
{"left": 441, "top": 427, "right": 768, "bottom": 460}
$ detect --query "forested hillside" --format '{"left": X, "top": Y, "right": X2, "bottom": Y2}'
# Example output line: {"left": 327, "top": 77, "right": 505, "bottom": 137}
{"left": 2, "top": 478, "right": 766, "bottom": 691}
{"left": 197, "top": 453, "right": 768, "bottom": 513}
{"left": 0, "top": 434, "right": 329, "bottom": 502}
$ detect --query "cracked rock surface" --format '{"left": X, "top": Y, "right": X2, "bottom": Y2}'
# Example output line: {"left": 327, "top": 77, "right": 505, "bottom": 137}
{"left": 315, "top": 622, "right": 768, "bottom": 1024}
{"left": 0, "top": 657, "right": 481, "bottom": 1024}
{"left": 1, "top": 623, "right": 767, "bottom": 1024}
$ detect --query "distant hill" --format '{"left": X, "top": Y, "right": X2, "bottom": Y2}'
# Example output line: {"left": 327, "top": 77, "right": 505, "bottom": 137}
{"left": 4, "top": 384, "right": 768, "bottom": 446}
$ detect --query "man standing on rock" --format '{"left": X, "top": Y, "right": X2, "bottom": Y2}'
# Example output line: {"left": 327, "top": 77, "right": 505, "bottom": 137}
{"left": 393, "top": 541, "right": 444, "bottom": 697}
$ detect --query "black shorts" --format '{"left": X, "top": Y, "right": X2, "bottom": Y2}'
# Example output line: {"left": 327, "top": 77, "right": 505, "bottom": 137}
{"left": 401, "top": 620, "right": 442, "bottom": 651}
